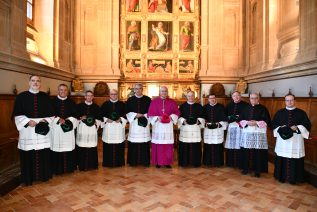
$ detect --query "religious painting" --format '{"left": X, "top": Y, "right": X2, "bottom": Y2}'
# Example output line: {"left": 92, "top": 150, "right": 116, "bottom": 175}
{"left": 178, "top": 0, "right": 194, "bottom": 13}
{"left": 179, "top": 60, "right": 194, "bottom": 73}
{"left": 148, "top": 0, "right": 173, "bottom": 13}
{"left": 179, "top": 21, "right": 194, "bottom": 51}
{"left": 126, "top": 21, "right": 141, "bottom": 51}
{"left": 119, "top": 0, "right": 200, "bottom": 99}
{"left": 126, "top": 0, "right": 141, "bottom": 12}
{"left": 148, "top": 21, "right": 172, "bottom": 51}
{"left": 125, "top": 59, "right": 141, "bottom": 75}
{"left": 147, "top": 59, "right": 172, "bottom": 74}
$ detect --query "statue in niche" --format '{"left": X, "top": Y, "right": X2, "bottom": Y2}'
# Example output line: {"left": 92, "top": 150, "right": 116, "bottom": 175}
{"left": 235, "top": 78, "right": 248, "bottom": 94}
{"left": 127, "top": 87, "right": 135, "bottom": 98}
{"left": 127, "top": 0, "right": 140, "bottom": 12}
{"left": 94, "top": 81, "right": 109, "bottom": 96}
{"left": 72, "top": 78, "right": 84, "bottom": 92}
{"left": 210, "top": 83, "right": 225, "bottom": 97}
{"left": 182, "top": 86, "right": 192, "bottom": 98}
{"left": 148, "top": 21, "right": 172, "bottom": 51}
{"left": 127, "top": 21, "right": 140, "bottom": 51}
{"left": 180, "top": 21, "right": 194, "bottom": 51}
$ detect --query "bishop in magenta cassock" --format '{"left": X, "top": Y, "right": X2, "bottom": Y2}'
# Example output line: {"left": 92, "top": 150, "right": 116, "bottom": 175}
{"left": 148, "top": 86, "right": 180, "bottom": 168}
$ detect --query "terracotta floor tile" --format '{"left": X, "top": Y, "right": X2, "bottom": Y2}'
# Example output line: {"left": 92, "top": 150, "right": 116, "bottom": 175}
{"left": 1, "top": 159, "right": 317, "bottom": 211}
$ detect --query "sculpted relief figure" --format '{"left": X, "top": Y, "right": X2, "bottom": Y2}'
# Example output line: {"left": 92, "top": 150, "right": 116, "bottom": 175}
{"left": 72, "top": 78, "right": 84, "bottom": 92}
{"left": 236, "top": 78, "right": 247, "bottom": 94}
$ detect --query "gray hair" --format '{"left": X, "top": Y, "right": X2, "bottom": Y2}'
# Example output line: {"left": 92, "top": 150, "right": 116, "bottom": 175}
{"left": 134, "top": 83, "right": 143, "bottom": 89}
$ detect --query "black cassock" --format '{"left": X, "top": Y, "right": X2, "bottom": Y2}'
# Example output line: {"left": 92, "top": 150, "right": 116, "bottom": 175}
{"left": 272, "top": 108, "right": 311, "bottom": 184}
{"left": 178, "top": 102, "right": 203, "bottom": 167}
{"left": 240, "top": 104, "right": 271, "bottom": 176}
{"left": 126, "top": 95, "right": 152, "bottom": 167}
{"left": 225, "top": 101, "right": 249, "bottom": 168}
{"left": 202, "top": 103, "right": 226, "bottom": 167}
{"left": 51, "top": 97, "right": 77, "bottom": 175}
{"left": 100, "top": 100, "right": 126, "bottom": 167}
{"left": 12, "top": 91, "right": 54, "bottom": 185}
{"left": 76, "top": 102, "right": 100, "bottom": 171}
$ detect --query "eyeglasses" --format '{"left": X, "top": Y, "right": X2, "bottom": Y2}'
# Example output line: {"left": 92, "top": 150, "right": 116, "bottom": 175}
{"left": 110, "top": 93, "right": 118, "bottom": 95}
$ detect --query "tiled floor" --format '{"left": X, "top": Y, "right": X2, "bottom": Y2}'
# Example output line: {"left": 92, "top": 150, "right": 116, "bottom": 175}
{"left": 1, "top": 151, "right": 317, "bottom": 211}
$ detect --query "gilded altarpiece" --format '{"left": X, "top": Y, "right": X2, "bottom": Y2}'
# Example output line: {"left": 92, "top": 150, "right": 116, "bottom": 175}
{"left": 119, "top": 0, "right": 200, "bottom": 100}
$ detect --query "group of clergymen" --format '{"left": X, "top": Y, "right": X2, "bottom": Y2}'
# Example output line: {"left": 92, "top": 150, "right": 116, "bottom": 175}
{"left": 12, "top": 75, "right": 311, "bottom": 186}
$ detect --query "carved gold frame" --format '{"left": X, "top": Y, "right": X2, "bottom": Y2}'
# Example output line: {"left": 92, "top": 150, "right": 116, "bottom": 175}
{"left": 120, "top": 0, "right": 200, "bottom": 81}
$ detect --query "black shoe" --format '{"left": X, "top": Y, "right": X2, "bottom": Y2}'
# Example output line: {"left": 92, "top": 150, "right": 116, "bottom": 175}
{"left": 156, "top": 165, "right": 161, "bottom": 168}
{"left": 241, "top": 170, "right": 248, "bottom": 175}
{"left": 278, "top": 179, "right": 285, "bottom": 183}
{"left": 254, "top": 173, "right": 260, "bottom": 178}
{"left": 290, "top": 181, "right": 296, "bottom": 185}
{"left": 165, "top": 165, "right": 172, "bottom": 168}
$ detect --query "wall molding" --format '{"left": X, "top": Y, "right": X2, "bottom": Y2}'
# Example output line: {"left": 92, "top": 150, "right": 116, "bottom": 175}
{"left": 76, "top": 74, "right": 121, "bottom": 83}
{"left": 245, "top": 59, "right": 317, "bottom": 83}
{"left": 199, "top": 75, "right": 240, "bottom": 83}
{"left": 0, "top": 52, "right": 75, "bottom": 81}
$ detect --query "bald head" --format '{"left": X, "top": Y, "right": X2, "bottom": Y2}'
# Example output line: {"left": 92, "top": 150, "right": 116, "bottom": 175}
{"left": 186, "top": 91, "right": 195, "bottom": 103}
{"left": 249, "top": 93, "right": 259, "bottom": 106}
{"left": 134, "top": 83, "right": 143, "bottom": 96}
{"left": 159, "top": 86, "right": 168, "bottom": 99}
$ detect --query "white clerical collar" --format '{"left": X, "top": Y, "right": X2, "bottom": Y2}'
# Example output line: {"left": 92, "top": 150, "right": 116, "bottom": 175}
{"left": 110, "top": 99, "right": 118, "bottom": 103}
{"left": 209, "top": 102, "right": 217, "bottom": 106}
{"left": 286, "top": 106, "right": 296, "bottom": 110}
{"left": 29, "top": 89, "right": 39, "bottom": 94}
{"left": 135, "top": 94, "right": 143, "bottom": 98}
{"left": 85, "top": 101, "right": 93, "bottom": 105}
{"left": 58, "top": 95, "right": 67, "bottom": 100}
{"left": 251, "top": 103, "right": 259, "bottom": 106}
{"left": 187, "top": 101, "right": 195, "bottom": 105}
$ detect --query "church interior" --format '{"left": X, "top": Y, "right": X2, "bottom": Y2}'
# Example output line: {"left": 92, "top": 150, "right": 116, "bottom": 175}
{"left": 1, "top": 0, "right": 317, "bottom": 210}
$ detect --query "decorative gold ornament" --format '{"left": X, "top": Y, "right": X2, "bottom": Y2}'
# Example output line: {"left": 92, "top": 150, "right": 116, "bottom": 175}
{"left": 72, "top": 78, "right": 84, "bottom": 92}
